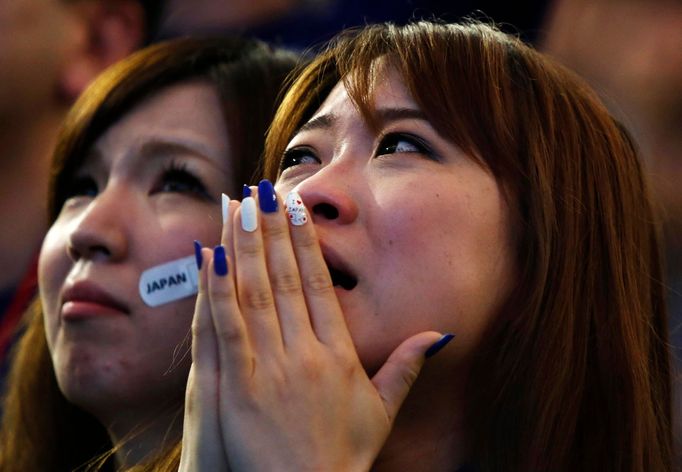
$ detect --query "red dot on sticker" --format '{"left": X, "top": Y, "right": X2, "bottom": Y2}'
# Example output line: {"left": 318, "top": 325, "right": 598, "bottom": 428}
{"left": 297, "top": 200, "right": 301, "bottom": 204}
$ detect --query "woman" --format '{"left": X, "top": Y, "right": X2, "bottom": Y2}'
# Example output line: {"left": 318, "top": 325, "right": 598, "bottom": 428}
{"left": 0, "top": 37, "right": 301, "bottom": 471}
{"left": 183, "top": 22, "right": 674, "bottom": 471}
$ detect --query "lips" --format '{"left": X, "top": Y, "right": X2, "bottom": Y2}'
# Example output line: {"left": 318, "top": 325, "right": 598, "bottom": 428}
{"left": 61, "top": 281, "right": 130, "bottom": 318}
{"left": 320, "top": 244, "right": 358, "bottom": 291}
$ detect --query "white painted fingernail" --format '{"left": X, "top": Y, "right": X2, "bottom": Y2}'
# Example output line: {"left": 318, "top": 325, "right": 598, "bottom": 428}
{"left": 241, "top": 196, "right": 258, "bottom": 232}
{"left": 222, "top": 193, "right": 229, "bottom": 224}
{"left": 285, "top": 191, "right": 308, "bottom": 226}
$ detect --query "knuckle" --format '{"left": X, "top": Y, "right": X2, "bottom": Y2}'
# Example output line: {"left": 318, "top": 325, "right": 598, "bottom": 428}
{"left": 294, "top": 230, "right": 319, "bottom": 250}
{"left": 209, "top": 287, "right": 234, "bottom": 304}
{"left": 236, "top": 238, "right": 263, "bottom": 258}
{"left": 264, "top": 220, "right": 290, "bottom": 240}
{"left": 270, "top": 271, "right": 302, "bottom": 294}
{"left": 213, "top": 323, "right": 245, "bottom": 345}
{"left": 297, "top": 351, "right": 324, "bottom": 381}
{"left": 241, "top": 286, "right": 274, "bottom": 311}
{"left": 389, "top": 358, "right": 420, "bottom": 390}
{"left": 302, "top": 271, "right": 333, "bottom": 294}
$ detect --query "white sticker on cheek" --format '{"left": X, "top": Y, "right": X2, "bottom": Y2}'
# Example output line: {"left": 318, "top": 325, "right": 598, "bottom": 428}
{"left": 139, "top": 255, "right": 199, "bottom": 307}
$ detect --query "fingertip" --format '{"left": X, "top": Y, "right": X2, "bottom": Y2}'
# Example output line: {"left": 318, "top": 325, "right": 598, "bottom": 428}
{"left": 214, "top": 245, "right": 228, "bottom": 276}
{"left": 424, "top": 333, "right": 455, "bottom": 358}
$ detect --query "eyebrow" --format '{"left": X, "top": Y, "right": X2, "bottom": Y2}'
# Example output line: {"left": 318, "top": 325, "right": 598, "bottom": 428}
{"left": 295, "top": 107, "right": 428, "bottom": 136}
{"left": 137, "top": 139, "right": 224, "bottom": 169}
{"left": 297, "top": 113, "right": 336, "bottom": 133}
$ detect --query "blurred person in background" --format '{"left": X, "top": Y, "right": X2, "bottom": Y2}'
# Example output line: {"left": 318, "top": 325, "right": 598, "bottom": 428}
{"left": 157, "top": 0, "right": 553, "bottom": 49}
{"left": 0, "top": 0, "right": 162, "bottom": 376}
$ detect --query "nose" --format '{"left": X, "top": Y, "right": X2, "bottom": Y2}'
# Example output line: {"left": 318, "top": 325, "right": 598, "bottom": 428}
{"left": 67, "top": 185, "right": 130, "bottom": 263}
{"left": 293, "top": 164, "right": 359, "bottom": 226}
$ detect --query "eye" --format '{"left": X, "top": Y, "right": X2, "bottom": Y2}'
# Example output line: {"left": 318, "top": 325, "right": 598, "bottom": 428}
{"left": 280, "top": 147, "right": 320, "bottom": 172}
{"left": 153, "top": 161, "right": 210, "bottom": 199}
{"left": 375, "top": 133, "right": 432, "bottom": 158}
{"left": 64, "top": 175, "right": 99, "bottom": 200}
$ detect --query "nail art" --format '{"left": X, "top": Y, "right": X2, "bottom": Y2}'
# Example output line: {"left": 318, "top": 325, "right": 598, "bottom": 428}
{"left": 285, "top": 191, "right": 308, "bottom": 226}
{"left": 242, "top": 184, "right": 252, "bottom": 198}
{"left": 241, "top": 196, "right": 258, "bottom": 232}
{"left": 425, "top": 333, "right": 455, "bottom": 358}
{"left": 222, "top": 193, "right": 229, "bottom": 224}
{"left": 193, "top": 240, "right": 203, "bottom": 270}
{"left": 214, "top": 245, "right": 228, "bottom": 276}
{"left": 258, "top": 179, "right": 278, "bottom": 213}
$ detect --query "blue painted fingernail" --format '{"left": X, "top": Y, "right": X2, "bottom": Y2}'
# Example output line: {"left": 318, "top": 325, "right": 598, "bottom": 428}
{"left": 425, "top": 333, "right": 455, "bottom": 358}
{"left": 258, "top": 179, "right": 278, "bottom": 213}
{"left": 242, "top": 184, "right": 252, "bottom": 198}
{"left": 214, "top": 245, "right": 228, "bottom": 276}
{"left": 193, "top": 240, "right": 203, "bottom": 270}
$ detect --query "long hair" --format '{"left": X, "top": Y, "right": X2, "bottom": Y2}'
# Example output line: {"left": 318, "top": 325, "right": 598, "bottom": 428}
{"left": 262, "top": 21, "right": 673, "bottom": 471}
{"left": 0, "top": 36, "right": 302, "bottom": 472}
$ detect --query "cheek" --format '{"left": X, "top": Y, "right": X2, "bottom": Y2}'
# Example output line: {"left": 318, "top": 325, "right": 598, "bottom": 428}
{"left": 38, "top": 224, "right": 72, "bottom": 338}
{"left": 156, "top": 210, "right": 223, "bottom": 255}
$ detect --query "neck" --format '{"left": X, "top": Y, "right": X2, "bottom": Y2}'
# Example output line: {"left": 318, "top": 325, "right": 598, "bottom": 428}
{"left": 372, "top": 359, "right": 471, "bottom": 472}
{"left": 105, "top": 403, "right": 183, "bottom": 469}
{"left": 0, "top": 109, "right": 65, "bottom": 291}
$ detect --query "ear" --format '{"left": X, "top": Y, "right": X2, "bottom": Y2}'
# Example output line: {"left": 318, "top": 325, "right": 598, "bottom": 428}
{"left": 59, "top": 0, "right": 147, "bottom": 102}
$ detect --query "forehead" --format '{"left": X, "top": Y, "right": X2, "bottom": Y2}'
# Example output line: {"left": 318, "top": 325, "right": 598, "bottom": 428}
{"left": 312, "top": 64, "right": 418, "bottom": 121}
{"left": 85, "top": 80, "right": 231, "bottom": 169}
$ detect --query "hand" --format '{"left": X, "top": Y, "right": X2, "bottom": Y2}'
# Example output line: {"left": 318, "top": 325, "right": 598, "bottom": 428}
{"left": 178, "top": 243, "right": 230, "bottom": 472}
{"left": 185, "top": 183, "right": 444, "bottom": 472}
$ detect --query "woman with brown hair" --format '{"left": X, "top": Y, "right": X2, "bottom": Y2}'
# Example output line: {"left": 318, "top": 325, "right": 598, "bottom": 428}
{"left": 0, "top": 37, "right": 300, "bottom": 471}
{"left": 183, "top": 21, "right": 674, "bottom": 471}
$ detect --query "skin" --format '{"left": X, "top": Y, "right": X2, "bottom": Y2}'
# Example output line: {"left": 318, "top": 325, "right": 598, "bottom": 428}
{"left": 39, "top": 80, "right": 233, "bottom": 467}
{"left": 181, "top": 65, "right": 516, "bottom": 471}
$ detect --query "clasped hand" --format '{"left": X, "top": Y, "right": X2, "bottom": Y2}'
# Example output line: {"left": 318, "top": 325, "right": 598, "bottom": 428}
{"left": 179, "top": 185, "right": 443, "bottom": 472}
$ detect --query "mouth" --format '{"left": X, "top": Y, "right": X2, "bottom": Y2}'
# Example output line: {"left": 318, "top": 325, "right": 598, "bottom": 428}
{"left": 61, "top": 281, "right": 130, "bottom": 316}
{"left": 323, "top": 252, "right": 358, "bottom": 291}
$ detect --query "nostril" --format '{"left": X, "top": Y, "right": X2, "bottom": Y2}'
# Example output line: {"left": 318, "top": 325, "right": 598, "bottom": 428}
{"left": 312, "top": 202, "right": 339, "bottom": 220}
{"left": 67, "top": 243, "right": 112, "bottom": 261}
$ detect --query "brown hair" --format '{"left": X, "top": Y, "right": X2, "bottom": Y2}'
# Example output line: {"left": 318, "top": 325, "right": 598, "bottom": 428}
{"left": 263, "top": 21, "right": 673, "bottom": 471}
{"left": 0, "top": 36, "right": 302, "bottom": 472}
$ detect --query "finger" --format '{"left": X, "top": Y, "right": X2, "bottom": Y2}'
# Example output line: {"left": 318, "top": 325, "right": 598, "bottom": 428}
{"left": 257, "top": 180, "right": 313, "bottom": 347}
{"left": 233, "top": 187, "right": 284, "bottom": 354}
{"left": 221, "top": 193, "right": 240, "bottom": 266}
{"left": 371, "top": 331, "right": 449, "bottom": 424}
{"left": 181, "top": 245, "right": 229, "bottom": 472}
{"left": 285, "top": 190, "right": 351, "bottom": 347}
{"left": 192, "top": 246, "right": 219, "bottom": 370}
{"left": 207, "top": 245, "right": 253, "bottom": 385}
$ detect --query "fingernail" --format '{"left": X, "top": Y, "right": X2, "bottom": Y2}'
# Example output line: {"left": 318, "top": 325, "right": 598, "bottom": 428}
{"left": 241, "top": 196, "right": 258, "bottom": 232}
{"left": 425, "top": 333, "right": 455, "bottom": 358}
{"left": 258, "top": 179, "right": 278, "bottom": 213}
{"left": 221, "top": 193, "right": 229, "bottom": 224}
{"left": 193, "top": 240, "right": 203, "bottom": 270}
{"left": 214, "top": 245, "right": 228, "bottom": 276}
{"left": 242, "top": 184, "right": 252, "bottom": 198}
{"left": 285, "top": 191, "right": 308, "bottom": 226}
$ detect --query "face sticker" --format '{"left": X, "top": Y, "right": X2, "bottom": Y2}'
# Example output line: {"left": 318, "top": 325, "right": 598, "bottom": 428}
{"left": 139, "top": 255, "right": 199, "bottom": 307}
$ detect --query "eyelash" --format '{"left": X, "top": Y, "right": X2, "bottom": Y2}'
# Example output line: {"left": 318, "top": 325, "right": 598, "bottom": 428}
{"left": 279, "top": 132, "right": 435, "bottom": 173}
{"left": 62, "top": 160, "right": 210, "bottom": 205}
{"left": 279, "top": 147, "right": 320, "bottom": 173}
{"left": 153, "top": 160, "right": 210, "bottom": 199}
{"left": 374, "top": 132, "right": 434, "bottom": 159}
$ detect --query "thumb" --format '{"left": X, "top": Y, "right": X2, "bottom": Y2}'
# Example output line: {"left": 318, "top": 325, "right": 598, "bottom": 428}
{"left": 371, "top": 332, "right": 454, "bottom": 422}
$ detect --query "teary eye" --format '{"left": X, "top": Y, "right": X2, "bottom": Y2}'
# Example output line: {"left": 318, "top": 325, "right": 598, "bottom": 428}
{"left": 376, "top": 132, "right": 432, "bottom": 157}
{"left": 280, "top": 147, "right": 320, "bottom": 172}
